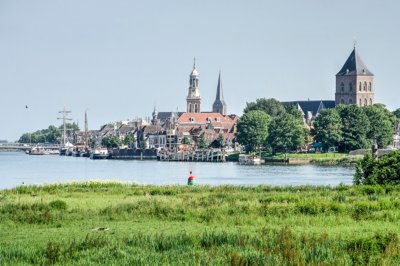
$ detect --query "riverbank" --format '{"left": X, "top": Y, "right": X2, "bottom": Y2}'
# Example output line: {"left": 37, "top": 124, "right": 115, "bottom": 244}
{"left": 228, "top": 152, "right": 362, "bottom": 166}
{"left": 1, "top": 182, "right": 399, "bottom": 265}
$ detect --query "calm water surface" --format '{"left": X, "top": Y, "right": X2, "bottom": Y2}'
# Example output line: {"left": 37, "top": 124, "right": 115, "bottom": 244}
{"left": 0, "top": 152, "right": 354, "bottom": 189}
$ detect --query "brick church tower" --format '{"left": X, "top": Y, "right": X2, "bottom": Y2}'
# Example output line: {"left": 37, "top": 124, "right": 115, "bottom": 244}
{"left": 335, "top": 47, "right": 374, "bottom": 107}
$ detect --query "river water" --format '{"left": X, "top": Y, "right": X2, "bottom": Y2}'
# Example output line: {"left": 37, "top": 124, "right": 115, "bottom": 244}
{"left": 0, "top": 152, "right": 354, "bottom": 189}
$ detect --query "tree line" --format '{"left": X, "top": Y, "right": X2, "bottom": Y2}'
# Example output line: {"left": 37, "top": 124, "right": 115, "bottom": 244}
{"left": 18, "top": 123, "right": 79, "bottom": 144}
{"left": 236, "top": 98, "right": 399, "bottom": 153}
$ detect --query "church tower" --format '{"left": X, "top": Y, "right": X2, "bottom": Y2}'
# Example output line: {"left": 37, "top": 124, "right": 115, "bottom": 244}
{"left": 212, "top": 70, "right": 227, "bottom": 115}
{"left": 335, "top": 47, "right": 374, "bottom": 107}
{"left": 186, "top": 58, "right": 201, "bottom": 113}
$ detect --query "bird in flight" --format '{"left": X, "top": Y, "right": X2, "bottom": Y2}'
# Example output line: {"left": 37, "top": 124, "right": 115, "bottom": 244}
{"left": 25, "top": 105, "right": 28, "bottom": 109}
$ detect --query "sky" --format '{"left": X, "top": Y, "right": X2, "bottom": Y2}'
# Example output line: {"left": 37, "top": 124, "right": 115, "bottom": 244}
{"left": 1, "top": 0, "right": 399, "bottom": 141}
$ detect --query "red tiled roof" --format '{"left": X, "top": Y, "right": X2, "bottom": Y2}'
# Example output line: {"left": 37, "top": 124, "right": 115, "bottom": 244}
{"left": 177, "top": 112, "right": 238, "bottom": 131}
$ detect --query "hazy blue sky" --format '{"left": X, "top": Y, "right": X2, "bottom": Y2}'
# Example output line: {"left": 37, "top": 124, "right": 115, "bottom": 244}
{"left": 1, "top": 0, "right": 399, "bottom": 141}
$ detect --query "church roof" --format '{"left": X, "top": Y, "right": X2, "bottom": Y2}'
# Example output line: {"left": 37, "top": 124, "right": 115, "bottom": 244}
{"left": 157, "top": 112, "right": 184, "bottom": 124}
{"left": 282, "top": 100, "right": 335, "bottom": 117}
{"left": 336, "top": 48, "right": 373, "bottom": 76}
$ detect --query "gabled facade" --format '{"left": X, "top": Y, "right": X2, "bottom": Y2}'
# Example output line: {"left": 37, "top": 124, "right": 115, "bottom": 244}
{"left": 282, "top": 100, "right": 335, "bottom": 125}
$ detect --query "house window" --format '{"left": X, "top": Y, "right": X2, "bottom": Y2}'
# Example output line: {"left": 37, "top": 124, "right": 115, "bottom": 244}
{"left": 369, "top": 82, "right": 372, "bottom": 91}
{"left": 359, "top": 99, "right": 362, "bottom": 106}
{"left": 341, "top": 99, "right": 345, "bottom": 104}
{"left": 363, "top": 82, "right": 367, "bottom": 91}
{"left": 349, "top": 83, "right": 353, "bottom": 92}
{"left": 189, "top": 117, "right": 195, "bottom": 122}
{"left": 215, "top": 117, "right": 220, "bottom": 122}
{"left": 370, "top": 98, "right": 373, "bottom": 105}
{"left": 364, "top": 98, "right": 367, "bottom": 106}
{"left": 359, "top": 82, "right": 362, "bottom": 91}
{"left": 206, "top": 117, "right": 211, "bottom": 123}
{"left": 340, "top": 82, "right": 344, "bottom": 92}
{"left": 349, "top": 98, "right": 353, "bottom": 104}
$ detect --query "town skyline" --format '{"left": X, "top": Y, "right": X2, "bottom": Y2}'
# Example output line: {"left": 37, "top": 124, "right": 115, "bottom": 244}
{"left": 1, "top": 1, "right": 400, "bottom": 141}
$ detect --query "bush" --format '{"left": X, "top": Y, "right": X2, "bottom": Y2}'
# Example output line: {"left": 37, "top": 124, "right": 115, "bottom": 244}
{"left": 354, "top": 151, "right": 400, "bottom": 185}
{"left": 49, "top": 200, "right": 68, "bottom": 210}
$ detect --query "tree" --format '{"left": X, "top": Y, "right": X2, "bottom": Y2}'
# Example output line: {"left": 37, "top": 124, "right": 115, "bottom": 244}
{"left": 101, "top": 135, "right": 122, "bottom": 148}
{"left": 89, "top": 138, "right": 96, "bottom": 148}
{"left": 393, "top": 108, "right": 400, "bottom": 119}
{"left": 217, "top": 134, "right": 225, "bottom": 147}
{"left": 354, "top": 151, "right": 400, "bottom": 185}
{"left": 181, "top": 136, "right": 190, "bottom": 145}
{"left": 197, "top": 136, "right": 209, "bottom": 149}
{"left": 236, "top": 110, "right": 271, "bottom": 152}
{"left": 59, "top": 122, "right": 80, "bottom": 139}
{"left": 243, "top": 98, "right": 286, "bottom": 118}
{"left": 337, "top": 105, "right": 371, "bottom": 151}
{"left": 313, "top": 109, "right": 343, "bottom": 151}
{"left": 266, "top": 112, "right": 305, "bottom": 152}
{"left": 123, "top": 134, "right": 135, "bottom": 148}
{"left": 364, "top": 105, "right": 394, "bottom": 148}
{"left": 18, "top": 125, "right": 61, "bottom": 144}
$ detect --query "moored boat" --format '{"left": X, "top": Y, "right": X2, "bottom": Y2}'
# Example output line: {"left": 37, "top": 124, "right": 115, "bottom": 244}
{"left": 90, "top": 147, "right": 109, "bottom": 160}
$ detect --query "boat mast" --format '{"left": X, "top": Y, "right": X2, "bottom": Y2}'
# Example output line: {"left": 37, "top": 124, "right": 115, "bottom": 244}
{"left": 84, "top": 110, "right": 88, "bottom": 149}
{"left": 57, "top": 107, "right": 72, "bottom": 146}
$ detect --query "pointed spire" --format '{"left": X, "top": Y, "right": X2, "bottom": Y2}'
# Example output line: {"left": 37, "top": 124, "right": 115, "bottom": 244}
{"left": 212, "top": 70, "right": 227, "bottom": 115}
{"left": 216, "top": 69, "right": 223, "bottom": 101}
{"left": 190, "top": 57, "right": 199, "bottom": 77}
{"left": 336, "top": 47, "right": 373, "bottom": 76}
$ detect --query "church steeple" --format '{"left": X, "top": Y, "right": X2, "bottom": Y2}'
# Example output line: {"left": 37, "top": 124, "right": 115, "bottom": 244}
{"left": 335, "top": 47, "right": 374, "bottom": 107}
{"left": 212, "top": 70, "right": 227, "bottom": 115}
{"left": 186, "top": 57, "right": 201, "bottom": 113}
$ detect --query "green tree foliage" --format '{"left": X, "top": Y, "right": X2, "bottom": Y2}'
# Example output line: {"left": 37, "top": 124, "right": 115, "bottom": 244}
{"left": 59, "top": 122, "right": 80, "bottom": 139}
{"left": 266, "top": 112, "right": 305, "bottom": 152}
{"left": 123, "top": 134, "right": 135, "bottom": 148}
{"left": 18, "top": 125, "right": 62, "bottom": 144}
{"left": 236, "top": 110, "right": 271, "bottom": 152}
{"left": 181, "top": 136, "right": 190, "bottom": 145}
{"left": 313, "top": 104, "right": 395, "bottom": 152}
{"left": 89, "top": 138, "right": 96, "bottom": 148}
{"left": 393, "top": 108, "right": 400, "bottom": 119}
{"left": 217, "top": 134, "right": 225, "bottom": 147}
{"left": 197, "top": 136, "right": 209, "bottom": 149}
{"left": 364, "top": 105, "right": 394, "bottom": 148}
{"left": 243, "top": 98, "right": 286, "bottom": 118}
{"left": 354, "top": 151, "right": 400, "bottom": 185}
{"left": 337, "top": 105, "right": 371, "bottom": 151}
{"left": 313, "top": 109, "right": 343, "bottom": 151}
{"left": 101, "top": 135, "right": 122, "bottom": 148}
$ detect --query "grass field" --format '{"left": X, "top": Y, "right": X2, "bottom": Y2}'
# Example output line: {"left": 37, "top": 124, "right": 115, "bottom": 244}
{"left": 1, "top": 182, "right": 400, "bottom": 265}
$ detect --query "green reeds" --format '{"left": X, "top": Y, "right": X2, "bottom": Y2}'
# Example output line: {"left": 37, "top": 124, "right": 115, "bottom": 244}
{"left": 1, "top": 183, "right": 400, "bottom": 265}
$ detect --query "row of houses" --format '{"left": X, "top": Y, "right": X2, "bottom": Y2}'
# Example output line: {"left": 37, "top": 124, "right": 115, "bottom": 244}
{"left": 73, "top": 111, "right": 239, "bottom": 151}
